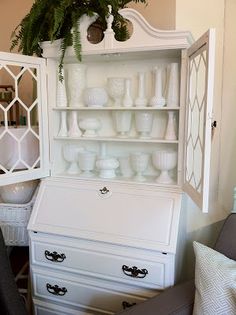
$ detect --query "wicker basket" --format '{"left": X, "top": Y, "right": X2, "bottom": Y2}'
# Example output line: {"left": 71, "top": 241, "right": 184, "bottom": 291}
{"left": 0, "top": 190, "right": 37, "bottom": 246}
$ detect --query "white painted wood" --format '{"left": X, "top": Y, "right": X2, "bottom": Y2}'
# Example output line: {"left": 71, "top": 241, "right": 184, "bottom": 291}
{"left": 183, "top": 29, "right": 216, "bottom": 213}
{"left": 32, "top": 267, "right": 147, "bottom": 314}
{"left": 34, "top": 299, "right": 97, "bottom": 315}
{"left": 30, "top": 233, "right": 175, "bottom": 290}
{"left": 0, "top": 51, "right": 50, "bottom": 186}
{"left": 28, "top": 177, "right": 182, "bottom": 254}
{"left": 40, "top": 9, "right": 193, "bottom": 59}
{"left": 24, "top": 9, "right": 215, "bottom": 314}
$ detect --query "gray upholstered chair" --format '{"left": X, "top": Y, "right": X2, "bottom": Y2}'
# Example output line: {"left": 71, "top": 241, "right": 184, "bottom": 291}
{"left": 116, "top": 213, "right": 236, "bottom": 315}
{"left": 0, "top": 227, "right": 28, "bottom": 315}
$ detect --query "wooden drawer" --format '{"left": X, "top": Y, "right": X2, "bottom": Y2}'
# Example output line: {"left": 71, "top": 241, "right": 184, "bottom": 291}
{"left": 32, "top": 268, "right": 147, "bottom": 314}
{"left": 28, "top": 178, "right": 182, "bottom": 253}
{"left": 30, "top": 234, "right": 175, "bottom": 289}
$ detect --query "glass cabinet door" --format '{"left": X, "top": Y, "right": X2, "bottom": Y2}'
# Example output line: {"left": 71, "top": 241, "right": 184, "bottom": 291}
{"left": 0, "top": 52, "right": 49, "bottom": 186}
{"left": 183, "top": 29, "right": 215, "bottom": 213}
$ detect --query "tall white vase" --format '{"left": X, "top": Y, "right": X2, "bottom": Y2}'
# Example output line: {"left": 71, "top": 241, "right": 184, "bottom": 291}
{"left": 167, "top": 63, "right": 179, "bottom": 107}
{"left": 123, "top": 78, "right": 133, "bottom": 107}
{"left": 56, "top": 69, "right": 67, "bottom": 107}
{"left": 135, "top": 72, "right": 147, "bottom": 107}
{"left": 150, "top": 67, "right": 166, "bottom": 107}
{"left": 65, "top": 64, "right": 87, "bottom": 107}
{"left": 68, "top": 111, "right": 81, "bottom": 137}
{"left": 165, "top": 111, "right": 177, "bottom": 140}
{"left": 58, "top": 111, "right": 68, "bottom": 137}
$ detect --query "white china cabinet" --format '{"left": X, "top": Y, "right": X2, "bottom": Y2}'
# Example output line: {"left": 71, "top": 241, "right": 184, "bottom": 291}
{"left": 0, "top": 8, "right": 215, "bottom": 315}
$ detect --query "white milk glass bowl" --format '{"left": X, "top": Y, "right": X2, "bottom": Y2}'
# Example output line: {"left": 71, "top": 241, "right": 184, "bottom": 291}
{"left": 83, "top": 87, "right": 108, "bottom": 107}
{"left": 96, "top": 157, "right": 119, "bottom": 179}
{"left": 152, "top": 149, "right": 177, "bottom": 184}
{"left": 79, "top": 118, "right": 101, "bottom": 137}
{"left": 0, "top": 180, "right": 38, "bottom": 204}
{"left": 78, "top": 151, "right": 96, "bottom": 177}
{"left": 107, "top": 77, "right": 125, "bottom": 107}
{"left": 130, "top": 152, "right": 149, "bottom": 182}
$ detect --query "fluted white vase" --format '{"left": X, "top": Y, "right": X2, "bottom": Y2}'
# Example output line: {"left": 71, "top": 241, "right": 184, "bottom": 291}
{"left": 150, "top": 67, "right": 166, "bottom": 107}
{"left": 68, "top": 111, "right": 81, "bottom": 137}
{"left": 58, "top": 111, "right": 68, "bottom": 137}
{"left": 123, "top": 78, "right": 133, "bottom": 107}
{"left": 56, "top": 69, "right": 67, "bottom": 107}
{"left": 165, "top": 111, "right": 177, "bottom": 140}
{"left": 135, "top": 72, "right": 147, "bottom": 107}
{"left": 167, "top": 63, "right": 179, "bottom": 107}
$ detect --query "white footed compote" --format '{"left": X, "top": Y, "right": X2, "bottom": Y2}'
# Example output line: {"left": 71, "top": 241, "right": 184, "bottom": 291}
{"left": 135, "top": 72, "right": 147, "bottom": 107}
{"left": 112, "top": 111, "right": 132, "bottom": 138}
{"left": 96, "top": 142, "right": 119, "bottom": 178}
{"left": 63, "top": 144, "right": 84, "bottom": 175}
{"left": 152, "top": 149, "right": 177, "bottom": 184}
{"left": 79, "top": 118, "right": 101, "bottom": 137}
{"left": 135, "top": 111, "right": 153, "bottom": 139}
{"left": 167, "top": 63, "right": 179, "bottom": 107}
{"left": 107, "top": 77, "right": 125, "bottom": 107}
{"left": 68, "top": 111, "right": 81, "bottom": 137}
{"left": 123, "top": 78, "right": 133, "bottom": 107}
{"left": 131, "top": 152, "right": 149, "bottom": 182}
{"left": 150, "top": 67, "right": 166, "bottom": 107}
{"left": 78, "top": 151, "right": 96, "bottom": 177}
{"left": 83, "top": 87, "right": 108, "bottom": 108}
{"left": 65, "top": 63, "right": 87, "bottom": 107}
{"left": 118, "top": 155, "right": 133, "bottom": 178}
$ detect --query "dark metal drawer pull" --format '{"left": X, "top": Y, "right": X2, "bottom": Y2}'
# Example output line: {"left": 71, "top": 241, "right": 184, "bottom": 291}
{"left": 44, "top": 250, "right": 66, "bottom": 262}
{"left": 122, "top": 265, "right": 148, "bottom": 278}
{"left": 99, "top": 187, "right": 109, "bottom": 194}
{"left": 46, "top": 283, "right": 67, "bottom": 296}
{"left": 122, "top": 301, "right": 137, "bottom": 309}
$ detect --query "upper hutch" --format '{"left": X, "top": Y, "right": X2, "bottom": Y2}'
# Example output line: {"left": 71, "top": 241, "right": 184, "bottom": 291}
{"left": 0, "top": 8, "right": 215, "bottom": 314}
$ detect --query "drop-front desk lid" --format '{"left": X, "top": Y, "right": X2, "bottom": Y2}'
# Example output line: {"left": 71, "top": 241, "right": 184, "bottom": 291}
{"left": 28, "top": 177, "right": 182, "bottom": 254}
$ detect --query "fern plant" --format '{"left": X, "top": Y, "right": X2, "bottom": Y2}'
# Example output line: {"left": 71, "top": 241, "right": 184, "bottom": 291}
{"left": 11, "top": 0, "right": 147, "bottom": 80}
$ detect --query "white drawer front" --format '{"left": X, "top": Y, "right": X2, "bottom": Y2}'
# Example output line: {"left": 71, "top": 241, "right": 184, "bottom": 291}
{"left": 31, "top": 236, "right": 174, "bottom": 289}
{"left": 32, "top": 270, "right": 146, "bottom": 314}
{"left": 34, "top": 299, "right": 95, "bottom": 315}
{"left": 28, "top": 178, "right": 181, "bottom": 253}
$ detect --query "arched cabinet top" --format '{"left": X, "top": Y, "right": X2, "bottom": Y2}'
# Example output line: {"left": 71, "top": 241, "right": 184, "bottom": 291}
{"left": 40, "top": 8, "right": 194, "bottom": 59}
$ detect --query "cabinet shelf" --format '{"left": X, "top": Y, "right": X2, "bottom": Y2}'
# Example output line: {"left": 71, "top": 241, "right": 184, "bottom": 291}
{"left": 54, "top": 136, "right": 179, "bottom": 144}
{"left": 53, "top": 106, "right": 180, "bottom": 111}
{"left": 54, "top": 172, "right": 178, "bottom": 187}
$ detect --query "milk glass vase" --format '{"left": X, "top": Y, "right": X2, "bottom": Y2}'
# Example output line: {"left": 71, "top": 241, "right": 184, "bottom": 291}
{"left": 167, "top": 63, "right": 179, "bottom": 107}
{"left": 56, "top": 69, "right": 68, "bottom": 137}
{"left": 150, "top": 67, "right": 166, "bottom": 107}
{"left": 65, "top": 64, "right": 87, "bottom": 107}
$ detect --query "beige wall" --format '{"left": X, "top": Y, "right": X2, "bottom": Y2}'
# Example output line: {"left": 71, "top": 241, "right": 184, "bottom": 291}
{"left": 0, "top": 0, "right": 33, "bottom": 52}
{"left": 128, "top": 0, "right": 176, "bottom": 29}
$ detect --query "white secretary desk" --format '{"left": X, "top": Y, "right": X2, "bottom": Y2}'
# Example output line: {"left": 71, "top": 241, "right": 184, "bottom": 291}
{"left": 0, "top": 8, "right": 215, "bottom": 315}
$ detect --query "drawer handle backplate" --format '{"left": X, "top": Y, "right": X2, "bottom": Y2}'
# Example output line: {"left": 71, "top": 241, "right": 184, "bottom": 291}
{"left": 46, "top": 283, "right": 67, "bottom": 296}
{"left": 44, "top": 250, "right": 66, "bottom": 263}
{"left": 122, "top": 265, "right": 148, "bottom": 278}
{"left": 122, "top": 301, "right": 137, "bottom": 309}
